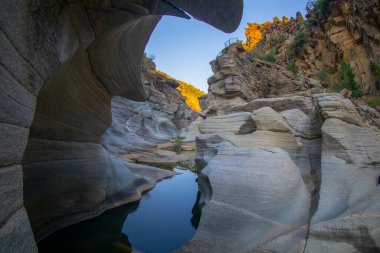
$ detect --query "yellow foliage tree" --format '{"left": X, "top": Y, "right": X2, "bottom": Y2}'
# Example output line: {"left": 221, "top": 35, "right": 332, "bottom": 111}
{"left": 282, "top": 16, "right": 290, "bottom": 23}
{"left": 243, "top": 22, "right": 263, "bottom": 51}
{"left": 155, "top": 70, "right": 205, "bottom": 112}
{"left": 273, "top": 16, "right": 281, "bottom": 23}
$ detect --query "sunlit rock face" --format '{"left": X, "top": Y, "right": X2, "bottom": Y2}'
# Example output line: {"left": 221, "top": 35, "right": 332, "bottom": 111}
{"left": 0, "top": 0, "right": 243, "bottom": 250}
{"left": 204, "top": 43, "right": 323, "bottom": 116}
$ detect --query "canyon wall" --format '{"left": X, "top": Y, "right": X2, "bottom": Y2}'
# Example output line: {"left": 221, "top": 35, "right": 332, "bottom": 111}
{"left": 252, "top": 0, "right": 380, "bottom": 95}
{"left": 0, "top": 0, "right": 243, "bottom": 251}
{"left": 181, "top": 43, "right": 380, "bottom": 252}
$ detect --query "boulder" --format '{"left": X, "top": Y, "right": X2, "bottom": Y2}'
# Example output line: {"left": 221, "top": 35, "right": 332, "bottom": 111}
{"left": 198, "top": 112, "right": 255, "bottom": 135}
{"left": 251, "top": 107, "right": 292, "bottom": 133}
{"left": 280, "top": 109, "right": 322, "bottom": 139}
{"left": 196, "top": 131, "right": 312, "bottom": 178}
{"left": 312, "top": 118, "right": 380, "bottom": 223}
{"left": 180, "top": 117, "right": 203, "bottom": 142}
{"left": 179, "top": 146, "right": 310, "bottom": 253}
{"left": 305, "top": 118, "right": 380, "bottom": 252}
{"left": 305, "top": 214, "right": 380, "bottom": 253}
{"left": 101, "top": 97, "right": 179, "bottom": 155}
{"left": 316, "top": 93, "right": 362, "bottom": 126}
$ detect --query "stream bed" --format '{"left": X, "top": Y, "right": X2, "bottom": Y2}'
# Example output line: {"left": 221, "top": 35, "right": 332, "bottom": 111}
{"left": 38, "top": 168, "right": 200, "bottom": 253}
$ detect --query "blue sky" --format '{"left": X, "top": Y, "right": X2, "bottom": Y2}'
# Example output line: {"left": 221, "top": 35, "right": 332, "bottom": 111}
{"left": 145, "top": 0, "right": 309, "bottom": 92}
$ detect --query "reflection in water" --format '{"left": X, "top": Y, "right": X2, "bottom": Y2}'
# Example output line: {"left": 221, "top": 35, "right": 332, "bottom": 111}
{"left": 123, "top": 168, "right": 199, "bottom": 253}
{"left": 38, "top": 168, "right": 200, "bottom": 253}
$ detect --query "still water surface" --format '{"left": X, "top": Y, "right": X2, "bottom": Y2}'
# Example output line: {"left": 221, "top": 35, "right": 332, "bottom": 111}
{"left": 39, "top": 168, "right": 200, "bottom": 253}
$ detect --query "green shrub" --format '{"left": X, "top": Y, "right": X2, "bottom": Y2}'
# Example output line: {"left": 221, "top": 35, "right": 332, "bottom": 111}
{"left": 288, "top": 32, "right": 306, "bottom": 59}
{"left": 174, "top": 139, "right": 183, "bottom": 146}
{"left": 249, "top": 50, "right": 276, "bottom": 63}
{"left": 373, "top": 61, "right": 380, "bottom": 90}
{"left": 296, "top": 19, "right": 305, "bottom": 30}
{"left": 248, "top": 50, "right": 261, "bottom": 60}
{"left": 264, "top": 53, "right": 275, "bottom": 63}
{"left": 307, "top": 0, "right": 329, "bottom": 13}
{"left": 304, "top": 18, "right": 316, "bottom": 28}
{"left": 278, "top": 33, "right": 286, "bottom": 43}
{"left": 172, "top": 139, "right": 183, "bottom": 154}
{"left": 286, "top": 61, "right": 298, "bottom": 74}
{"left": 373, "top": 61, "right": 380, "bottom": 81}
{"left": 365, "top": 96, "right": 380, "bottom": 107}
{"left": 317, "top": 67, "right": 329, "bottom": 83}
{"left": 331, "top": 61, "right": 362, "bottom": 98}
{"left": 269, "top": 33, "right": 286, "bottom": 46}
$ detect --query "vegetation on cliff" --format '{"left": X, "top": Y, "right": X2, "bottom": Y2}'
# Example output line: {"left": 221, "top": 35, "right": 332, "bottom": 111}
{"left": 242, "top": 0, "right": 380, "bottom": 100}
{"left": 142, "top": 53, "right": 205, "bottom": 112}
{"left": 155, "top": 70, "right": 205, "bottom": 112}
{"left": 243, "top": 16, "right": 290, "bottom": 51}
{"left": 330, "top": 61, "right": 362, "bottom": 98}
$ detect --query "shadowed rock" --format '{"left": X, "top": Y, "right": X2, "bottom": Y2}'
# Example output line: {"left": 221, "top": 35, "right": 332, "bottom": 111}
{"left": 0, "top": 0, "right": 243, "bottom": 249}
{"left": 178, "top": 146, "right": 310, "bottom": 253}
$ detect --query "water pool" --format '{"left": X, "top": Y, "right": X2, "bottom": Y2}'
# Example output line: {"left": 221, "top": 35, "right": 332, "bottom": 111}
{"left": 38, "top": 168, "right": 200, "bottom": 253}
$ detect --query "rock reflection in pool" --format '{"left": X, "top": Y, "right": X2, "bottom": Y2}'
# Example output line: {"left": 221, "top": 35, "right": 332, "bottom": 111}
{"left": 38, "top": 168, "right": 200, "bottom": 253}
{"left": 123, "top": 168, "right": 200, "bottom": 253}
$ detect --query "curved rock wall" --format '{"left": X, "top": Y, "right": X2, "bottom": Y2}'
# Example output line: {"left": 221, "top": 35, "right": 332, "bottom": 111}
{"left": 184, "top": 39, "right": 380, "bottom": 251}
{"left": 0, "top": 0, "right": 243, "bottom": 250}
{"left": 181, "top": 93, "right": 380, "bottom": 252}
{"left": 22, "top": 12, "right": 160, "bottom": 242}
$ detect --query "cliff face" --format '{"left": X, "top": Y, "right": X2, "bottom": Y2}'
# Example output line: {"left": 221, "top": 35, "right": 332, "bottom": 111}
{"left": 205, "top": 43, "right": 322, "bottom": 115}
{"left": 184, "top": 39, "right": 380, "bottom": 252}
{"left": 102, "top": 58, "right": 199, "bottom": 157}
{"left": 143, "top": 58, "right": 199, "bottom": 128}
{"left": 0, "top": 0, "right": 243, "bottom": 250}
{"left": 251, "top": 0, "right": 380, "bottom": 95}
{"left": 155, "top": 69, "right": 206, "bottom": 113}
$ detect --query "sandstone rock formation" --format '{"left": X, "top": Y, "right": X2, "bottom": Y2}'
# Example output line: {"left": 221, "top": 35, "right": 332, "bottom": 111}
{"left": 182, "top": 92, "right": 380, "bottom": 252}
{"left": 198, "top": 112, "right": 255, "bottom": 135}
{"left": 0, "top": 0, "right": 243, "bottom": 250}
{"left": 181, "top": 33, "right": 380, "bottom": 251}
{"left": 101, "top": 97, "right": 179, "bottom": 155}
{"left": 204, "top": 43, "right": 322, "bottom": 116}
{"left": 251, "top": 0, "right": 380, "bottom": 95}
{"left": 179, "top": 146, "right": 310, "bottom": 253}
{"left": 251, "top": 107, "right": 292, "bottom": 132}
{"left": 142, "top": 58, "right": 199, "bottom": 128}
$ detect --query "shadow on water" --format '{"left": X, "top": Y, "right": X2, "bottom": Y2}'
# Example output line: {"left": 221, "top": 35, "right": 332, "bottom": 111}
{"left": 38, "top": 168, "right": 201, "bottom": 253}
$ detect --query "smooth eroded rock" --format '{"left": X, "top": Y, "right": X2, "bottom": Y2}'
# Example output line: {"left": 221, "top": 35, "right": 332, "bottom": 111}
{"left": 179, "top": 146, "right": 310, "bottom": 253}
{"left": 199, "top": 112, "right": 255, "bottom": 135}
{"left": 251, "top": 107, "right": 292, "bottom": 133}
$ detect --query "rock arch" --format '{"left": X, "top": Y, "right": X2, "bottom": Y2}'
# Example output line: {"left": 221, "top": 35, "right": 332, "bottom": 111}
{"left": 0, "top": 1, "right": 243, "bottom": 251}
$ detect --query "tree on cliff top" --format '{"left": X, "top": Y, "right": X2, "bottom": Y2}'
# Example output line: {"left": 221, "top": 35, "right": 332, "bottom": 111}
{"left": 155, "top": 70, "right": 205, "bottom": 112}
{"left": 243, "top": 17, "right": 290, "bottom": 51}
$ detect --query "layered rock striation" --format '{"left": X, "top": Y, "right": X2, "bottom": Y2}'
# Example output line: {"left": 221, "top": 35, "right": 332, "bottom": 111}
{"left": 0, "top": 0, "right": 243, "bottom": 251}
{"left": 181, "top": 91, "right": 380, "bottom": 252}
{"left": 252, "top": 0, "right": 380, "bottom": 95}
{"left": 181, "top": 39, "right": 380, "bottom": 251}
{"left": 204, "top": 43, "right": 322, "bottom": 116}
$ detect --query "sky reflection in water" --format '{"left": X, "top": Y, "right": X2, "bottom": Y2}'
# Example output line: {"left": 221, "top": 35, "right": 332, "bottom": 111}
{"left": 38, "top": 168, "right": 200, "bottom": 253}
